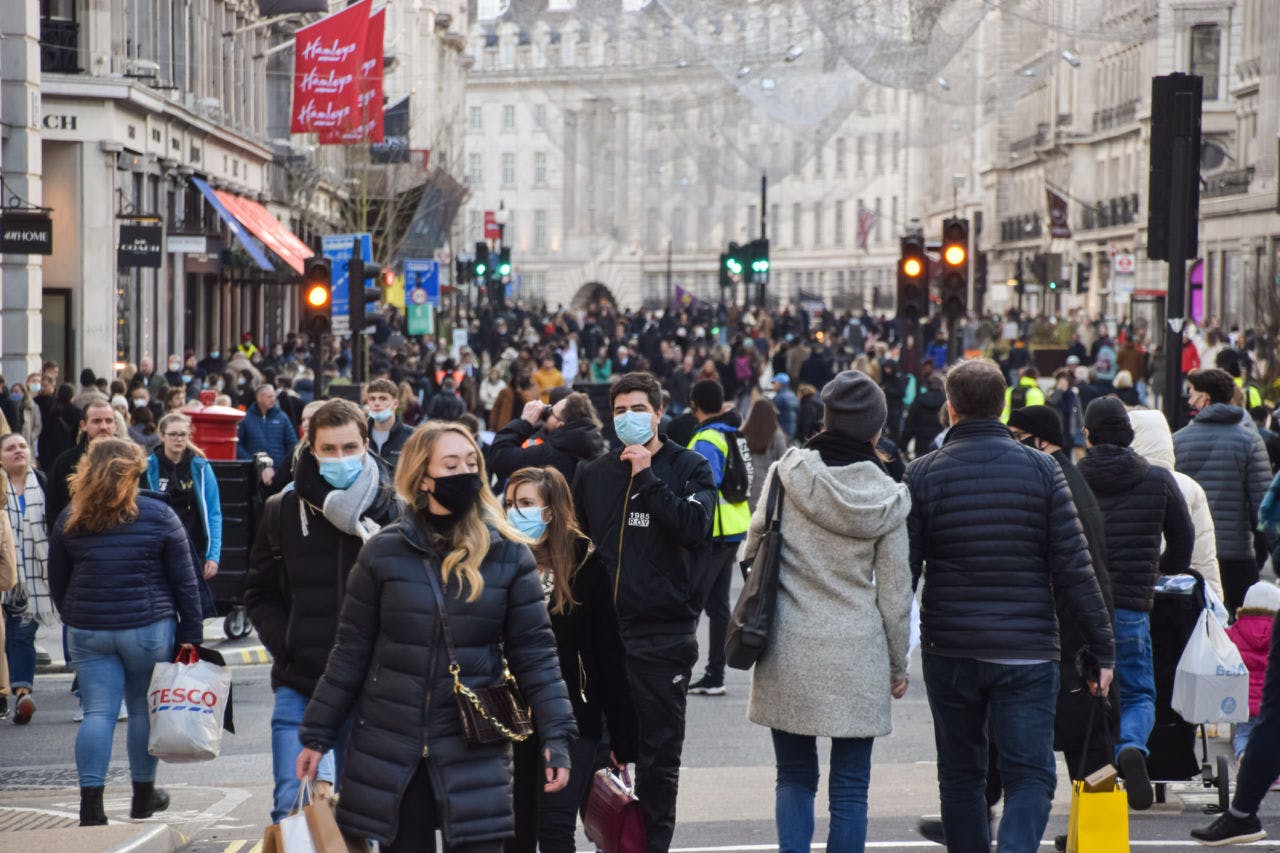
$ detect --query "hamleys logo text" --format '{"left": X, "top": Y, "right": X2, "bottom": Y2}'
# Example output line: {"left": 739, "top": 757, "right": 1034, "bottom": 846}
{"left": 301, "top": 68, "right": 356, "bottom": 94}
{"left": 301, "top": 37, "right": 359, "bottom": 64}
{"left": 297, "top": 100, "right": 352, "bottom": 126}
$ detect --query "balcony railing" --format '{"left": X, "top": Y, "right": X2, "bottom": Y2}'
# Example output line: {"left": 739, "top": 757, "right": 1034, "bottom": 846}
{"left": 1081, "top": 193, "right": 1140, "bottom": 230}
{"left": 40, "top": 18, "right": 80, "bottom": 74}
{"left": 1000, "top": 213, "right": 1042, "bottom": 242}
{"left": 1091, "top": 99, "right": 1139, "bottom": 133}
{"left": 1203, "top": 166, "right": 1254, "bottom": 198}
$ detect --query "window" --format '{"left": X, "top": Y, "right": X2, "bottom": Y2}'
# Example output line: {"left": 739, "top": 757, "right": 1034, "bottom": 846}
{"left": 534, "top": 104, "right": 547, "bottom": 129}
{"left": 467, "top": 209, "right": 482, "bottom": 243}
{"left": 835, "top": 137, "right": 847, "bottom": 174}
{"left": 534, "top": 210, "right": 548, "bottom": 251}
{"left": 1190, "top": 24, "right": 1221, "bottom": 99}
{"left": 834, "top": 200, "right": 845, "bottom": 245}
{"left": 770, "top": 203, "right": 780, "bottom": 237}
{"left": 791, "top": 202, "right": 802, "bottom": 246}
{"left": 874, "top": 197, "right": 883, "bottom": 243}
{"left": 813, "top": 139, "right": 823, "bottom": 177}
{"left": 856, "top": 136, "right": 865, "bottom": 175}
{"left": 469, "top": 105, "right": 483, "bottom": 131}
{"left": 468, "top": 153, "right": 483, "bottom": 185}
{"left": 813, "top": 202, "right": 823, "bottom": 246}
{"left": 534, "top": 151, "right": 547, "bottom": 185}
{"left": 874, "top": 133, "right": 884, "bottom": 173}
{"left": 891, "top": 132, "right": 900, "bottom": 171}
{"left": 502, "top": 104, "right": 516, "bottom": 131}
{"left": 501, "top": 152, "right": 516, "bottom": 186}
{"left": 746, "top": 205, "right": 757, "bottom": 238}
{"left": 792, "top": 140, "right": 804, "bottom": 174}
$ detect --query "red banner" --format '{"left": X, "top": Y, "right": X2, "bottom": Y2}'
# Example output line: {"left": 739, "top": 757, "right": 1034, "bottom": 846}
{"left": 290, "top": 0, "right": 371, "bottom": 134}
{"left": 319, "top": 8, "right": 385, "bottom": 144}
{"left": 484, "top": 210, "right": 501, "bottom": 239}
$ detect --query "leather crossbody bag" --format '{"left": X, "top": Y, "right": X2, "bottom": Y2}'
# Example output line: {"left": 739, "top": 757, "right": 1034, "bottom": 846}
{"left": 422, "top": 558, "right": 534, "bottom": 746}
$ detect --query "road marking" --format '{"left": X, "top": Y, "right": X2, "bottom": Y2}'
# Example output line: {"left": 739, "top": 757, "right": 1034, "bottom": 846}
{"left": 222, "top": 842, "right": 246, "bottom": 853}
{"left": 223, "top": 646, "right": 270, "bottom": 665}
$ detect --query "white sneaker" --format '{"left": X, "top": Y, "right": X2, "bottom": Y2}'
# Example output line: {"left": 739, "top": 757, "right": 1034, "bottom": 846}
{"left": 117, "top": 701, "right": 128, "bottom": 721}
{"left": 73, "top": 706, "right": 84, "bottom": 723}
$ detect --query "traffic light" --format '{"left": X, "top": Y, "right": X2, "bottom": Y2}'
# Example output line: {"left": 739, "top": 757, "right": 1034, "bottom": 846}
{"left": 473, "top": 241, "right": 490, "bottom": 281}
{"left": 897, "top": 232, "right": 928, "bottom": 324}
{"left": 747, "top": 238, "right": 770, "bottom": 285}
{"left": 724, "top": 242, "right": 744, "bottom": 279}
{"left": 497, "top": 247, "right": 512, "bottom": 278}
{"left": 347, "top": 247, "right": 383, "bottom": 338}
{"left": 455, "top": 258, "right": 471, "bottom": 287}
{"left": 939, "top": 217, "right": 968, "bottom": 320}
{"left": 300, "top": 258, "right": 332, "bottom": 338}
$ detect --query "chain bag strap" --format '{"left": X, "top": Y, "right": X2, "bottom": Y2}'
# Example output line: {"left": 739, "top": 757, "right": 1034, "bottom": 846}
{"left": 421, "top": 558, "right": 533, "bottom": 746}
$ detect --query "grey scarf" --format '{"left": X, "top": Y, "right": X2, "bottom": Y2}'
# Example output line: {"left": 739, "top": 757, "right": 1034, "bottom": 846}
{"left": 318, "top": 453, "right": 385, "bottom": 542}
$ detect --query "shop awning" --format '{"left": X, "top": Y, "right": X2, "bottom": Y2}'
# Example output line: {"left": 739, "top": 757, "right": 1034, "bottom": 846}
{"left": 191, "top": 178, "right": 314, "bottom": 274}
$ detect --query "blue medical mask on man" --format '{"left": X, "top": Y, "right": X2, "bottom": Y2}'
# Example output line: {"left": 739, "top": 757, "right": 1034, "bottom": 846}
{"left": 613, "top": 411, "right": 655, "bottom": 446}
{"left": 317, "top": 452, "right": 364, "bottom": 489}
{"left": 506, "top": 505, "right": 549, "bottom": 540}
{"left": 369, "top": 408, "right": 394, "bottom": 423}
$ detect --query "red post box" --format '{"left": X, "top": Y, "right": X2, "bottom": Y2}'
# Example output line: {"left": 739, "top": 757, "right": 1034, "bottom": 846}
{"left": 188, "top": 390, "right": 246, "bottom": 461}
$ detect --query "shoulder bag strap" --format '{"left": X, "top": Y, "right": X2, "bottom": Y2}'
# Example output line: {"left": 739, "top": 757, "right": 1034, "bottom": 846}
{"left": 763, "top": 468, "right": 786, "bottom": 528}
{"left": 421, "top": 557, "right": 461, "bottom": 671}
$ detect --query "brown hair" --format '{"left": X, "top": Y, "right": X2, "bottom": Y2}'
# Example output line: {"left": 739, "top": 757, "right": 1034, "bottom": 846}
{"left": 306, "top": 399, "right": 369, "bottom": 447}
{"left": 504, "top": 466, "right": 589, "bottom": 615}
{"left": 157, "top": 412, "right": 205, "bottom": 457}
{"left": 1187, "top": 368, "right": 1236, "bottom": 405}
{"left": 557, "top": 391, "right": 600, "bottom": 427}
{"left": 609, "top": 372, "right": 662, "bottom": 411}
{"left": 394, "top": 422, "right": 524, "bottom": 601}
{"left": 65, "top": 438, "right": 146, "bottom": 534}
{"left": 945, "top": 359, "right": 1006, "bottom": 421}
{"left": 367, "top": 378, "right": 399, "bottom": 397}
{"left": 742, "top": 398, "right": 780, "bottom": 455}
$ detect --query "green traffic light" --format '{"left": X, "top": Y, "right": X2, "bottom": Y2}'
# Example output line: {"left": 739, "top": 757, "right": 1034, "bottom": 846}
{"left": 726, "top": 258, "right": 743, "bottom": 275}
{"left": 475, "top": 263, "right": 487, "bottom": 275}
{"left": 499, "top": 262, "right": 512, "bottom": 276}
{"left": 1049, "top": 281, "right": 1057, "bottom": 290}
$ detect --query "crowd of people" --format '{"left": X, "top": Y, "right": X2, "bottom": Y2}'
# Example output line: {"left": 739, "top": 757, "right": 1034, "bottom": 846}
{"left": 4, "top": 298, "right": 1280, "bottom": 851}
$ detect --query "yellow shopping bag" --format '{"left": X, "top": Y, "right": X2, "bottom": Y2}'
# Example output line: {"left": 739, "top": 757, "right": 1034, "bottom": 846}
{"left": 1066, "top": 779, "right": 1129, "bottom": 852}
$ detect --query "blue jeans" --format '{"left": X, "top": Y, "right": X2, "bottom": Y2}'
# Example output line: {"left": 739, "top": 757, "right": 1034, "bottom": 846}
{"left": 5, "top": 613, "right": 39, "bottom": 691}
{"left": 923, "top": 654, "right": 1059, "bottom": 853}
{"left": 270, "top": 685, "right": 348, "bottom": 823}
{"left": 1113, "top": 608, "right": 1156, "bottom": 758}
{"left": 771, "top": 728, "right": 873, "bottom": 853}
{"left": 65, "top": 618, "right": 175, "bottom": 787}
{"left": 1234, "top": 715, "right": 1258, "bottom": 759}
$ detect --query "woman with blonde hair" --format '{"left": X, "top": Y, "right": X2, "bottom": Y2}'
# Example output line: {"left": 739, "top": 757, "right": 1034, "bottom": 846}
{"left": 502, "top": 466, "right": 634, "bottom": 853}
{"left": 144, "top": 413, "right": 223, "bottom": 581}
{"left": 48, "top": 438, "right": 202, "bottom": 826}
{"left": 297, "top": 422, "right": 577, "bottom": 852}
{"left": 1, "top": 432, "right": 51, "bottom": 725}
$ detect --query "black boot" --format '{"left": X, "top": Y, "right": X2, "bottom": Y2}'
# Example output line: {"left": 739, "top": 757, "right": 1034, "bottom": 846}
{"left": 130, "top": 780, "right": 170, "bottom": 819}
{"left": 79, "top": 786, "right": 107, "bottom": 826}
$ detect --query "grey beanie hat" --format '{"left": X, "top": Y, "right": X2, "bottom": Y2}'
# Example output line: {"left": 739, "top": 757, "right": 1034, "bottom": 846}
{"left": 820, "top": 370, "right": 887, "bottom": 442}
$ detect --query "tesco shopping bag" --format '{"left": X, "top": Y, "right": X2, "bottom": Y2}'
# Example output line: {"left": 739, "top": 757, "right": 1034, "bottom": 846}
{"left": 148, "top": 646, "right": 233, "bottom": 762}
{"left": 1171, "top": 608, "right": 1250, "bottom": 724}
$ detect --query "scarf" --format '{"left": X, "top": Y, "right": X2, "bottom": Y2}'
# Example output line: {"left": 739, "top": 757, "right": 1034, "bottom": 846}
{"left": 804, "top": 430, "right": 886, "bottom": 471}
{"left": 3, "top": 469, "right": 53, "bottom": 624}
{"left": 318, "top": 452, "right": 386, "bottom": 542}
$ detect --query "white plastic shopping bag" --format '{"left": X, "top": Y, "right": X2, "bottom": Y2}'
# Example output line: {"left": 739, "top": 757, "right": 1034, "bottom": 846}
{"left": 1171, "top": 608, "right": 1249, "bottom": 724}
{"left": 147, "top": 646, "right": 232, "bottom": 762}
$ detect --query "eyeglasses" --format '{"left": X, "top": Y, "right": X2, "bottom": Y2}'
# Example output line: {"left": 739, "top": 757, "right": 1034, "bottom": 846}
{"left": 163, "top": 432, "right": 190, "bottom": 439}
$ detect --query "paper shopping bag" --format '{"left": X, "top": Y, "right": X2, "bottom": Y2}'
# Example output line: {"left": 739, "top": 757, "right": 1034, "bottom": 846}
{"left": 279, "top": 782, "right": 365, "bottom": 853}
{"left": 261, "top": 823, "right": 282, "bottom": 853}
{"left": 1066, "top": 780, "right": 1129, "bottom": 853}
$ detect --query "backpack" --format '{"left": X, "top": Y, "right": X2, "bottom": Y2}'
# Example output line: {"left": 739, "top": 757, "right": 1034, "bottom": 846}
{"left": 719, "top": 430, "right": 753, "bottom": 505}
{"left": 1010, "top": 384, "right": 1030, "bottom": 411}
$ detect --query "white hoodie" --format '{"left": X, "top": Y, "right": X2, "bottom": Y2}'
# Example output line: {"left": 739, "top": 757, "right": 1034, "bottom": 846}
{"left": 1129, "top": 409, "right": 1224, "bottom": 603}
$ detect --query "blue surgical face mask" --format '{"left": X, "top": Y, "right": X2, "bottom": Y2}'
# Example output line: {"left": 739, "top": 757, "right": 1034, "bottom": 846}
{"left": 317, "top": 452, "right": 364, "bottom": 489}
{"left": 507, "top": 505, "right": 549, "bottom": 540}
{"left": 613, "top": 411, "right": 654, "bottom": 446}
{"left": 28, "top": 383, "right": 40, "bottom": 394}
{"left": 369, "top": 408, "right": 394, "bottom": 423}
{"left": 210, "top": 351, "right": 220, "bottom": 359}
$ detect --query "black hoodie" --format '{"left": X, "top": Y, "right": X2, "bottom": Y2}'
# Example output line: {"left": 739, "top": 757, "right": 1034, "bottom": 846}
{"left": 488, "top": 417, "right": 605, "bottom": 485}
{"left": 1077, "top": 444, "right": 1194, "bottom": 612}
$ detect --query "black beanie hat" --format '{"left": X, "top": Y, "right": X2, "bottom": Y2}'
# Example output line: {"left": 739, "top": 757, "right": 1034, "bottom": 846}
{"left": 1084, "top": 396, "right": 1135, "bottom": 447}
{"left": 1008, "top": 405, "right": 1066, "bottom": 449}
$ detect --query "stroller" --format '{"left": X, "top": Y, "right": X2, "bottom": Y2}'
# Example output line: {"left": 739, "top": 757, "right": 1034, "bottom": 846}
{"left": 1145, "top": 571, "right": 1232, "bottom": 813}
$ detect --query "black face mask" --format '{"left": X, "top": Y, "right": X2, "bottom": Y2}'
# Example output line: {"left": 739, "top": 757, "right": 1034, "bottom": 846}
{"left": 1020, "top": 435, "right": 1039, "bottom": 449}
{"left": 424, "top": 472, "right": 483, "bottom": 515}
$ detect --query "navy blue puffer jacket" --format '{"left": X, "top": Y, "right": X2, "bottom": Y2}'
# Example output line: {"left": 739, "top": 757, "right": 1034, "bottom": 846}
{"left": 905, "top": 418, "right": 1114, "bottom": 667}
{"left": 236, "top": 403, "right": 297, "bottom": 467}
{"left": 48, "top": 494, "right": 204, "bottom": 644}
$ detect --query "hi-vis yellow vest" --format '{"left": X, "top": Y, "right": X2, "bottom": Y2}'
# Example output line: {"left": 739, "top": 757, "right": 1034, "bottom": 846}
{"left": 687, "top": 427, "right": 751, "bottom": 539}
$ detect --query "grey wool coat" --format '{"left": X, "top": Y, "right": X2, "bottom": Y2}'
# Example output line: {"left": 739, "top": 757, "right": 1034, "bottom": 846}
{"left": 744, "top": 449, "right": 913, "bottom": 739}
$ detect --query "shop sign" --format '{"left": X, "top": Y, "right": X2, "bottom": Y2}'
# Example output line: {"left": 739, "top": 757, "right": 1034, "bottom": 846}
{"left": 1, "top": 211, "right": 53, "bottom": 255}
{"left": 118, "top": 224, "right": 163, "bottom": 268}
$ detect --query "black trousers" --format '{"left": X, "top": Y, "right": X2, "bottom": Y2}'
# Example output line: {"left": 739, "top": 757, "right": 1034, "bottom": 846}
{"left": 698, "top": 543, "right": 738, "bottom": 682}
{"left": 1219, "top": 557, "right": 1261, "bottom": 616}
{"left": 385, "top": 760, "right": 504, "bottom": 853}
{"left": 625, "top": 633, "right": 698, "bottom": 853}
{"left": 506, "top": 735, "right": 598, "bottom": 853}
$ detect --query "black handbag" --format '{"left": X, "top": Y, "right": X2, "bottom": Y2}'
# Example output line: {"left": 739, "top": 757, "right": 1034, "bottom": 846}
{"left": 422, "top": 559, "right": 534, "bottom": 746}
{"left": 725, "top": 472, "right": 785, "bottom": 671}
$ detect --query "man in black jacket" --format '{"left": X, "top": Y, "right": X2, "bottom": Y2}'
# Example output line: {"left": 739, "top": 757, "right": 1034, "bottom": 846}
{"left": 47, "top": 398, "right": 118, "bottom": 523}
{"left": 1077, "top": 396, "right": 1194, "bottom": 810}
{"left": 364, "top": 378, "right": 414, "bottom": 471}
{"left": 489, "top": 392, "right": 605, "bottom": 485}
{"left": 245, "top": 399, "right": 400, "bottom": 824}
{"left": 906, "top": 359, "right": 1114, "bottom": 852}
{"left": 572, "top": 372, "right": 716, "bottom": 853}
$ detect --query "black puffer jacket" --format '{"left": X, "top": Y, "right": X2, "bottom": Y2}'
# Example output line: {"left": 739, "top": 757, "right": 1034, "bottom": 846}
{"left": 1173, "top": 403, "right": 1272, "bottom": 561}
{"left": 488, "top": 417, "right": 604, "bottom": 485}
{"left": 368, "top": 418, "right": 415, "bottom": 471}
{"left": 905, "top": 419, "right": 1114, "bottom": 666}
{"left": 901, "top": 389, "right": 946, "bottom": 455}
{"left": 244, "top": 451, "right": 401, "bottom": 697}
{"left": 1078, "top": 444, "right": 1194, "bottom": 612}
{"left": 298, "top": 516, "right": 577, "bottom": 846}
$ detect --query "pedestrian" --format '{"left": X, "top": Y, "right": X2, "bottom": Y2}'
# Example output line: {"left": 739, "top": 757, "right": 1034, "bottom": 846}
{"left": 686, "top": 379, "right": 751, "bottom": 698}
{"left": 1077, "top": 397, "right": 1194, "bottom": 810}
{"left": 8, "top": 380, "right": 42, "bottom": 451}
{"left": 502, "top": 465, "right": 636, "bottom": 853}
{"left": 572, "top": 371, "right": 716, "bottom": 852}
{"left": 38, "top": 383, "right": 80, "bottom": 474}
{"left": 1129, "top": 409, "right": 1225, "bottom": 604}
{"left": 771, "top": 373, "right": 799, "bottom": 439}
{"left": 0, "top": 507, "right": 15, "bottom": 720}
{"left": 795, "top": 383, "right": 823, "bottom": 443}
{"left": 532, "top": 356, "right": 565, "bottom": 404}
{"left": 1174, "top": 368, "right": 1271, "bottom": 614}
{"left": 905, "top": 359, "right": 1114, "bottom": 851}
{"left": 901, "top": 373, "right": 947, "bottom": 458}
{"left": 48, "top": 397, "right": 119, "bottom": 523}
{"left": 1001, "top": 366, "right": 1047, "bottom": 423}
{"left": 237, "top": 384, "right": 297, "bottom": 494}
{"left": 489, "top": 393, "right": 605, "bottom": 486}
{"left": 296, "top": 422, "right": 576, "bottom": 852}
{"left": 479, "top": 366, "right": 508, "bottom": 426}
{"left": 747, "top": 370, "right": 912, "bottom": 853}
{"left": 244, "top": 399, "right": 401, "bottom": 824}
{"left": 879, "top": 359, "right": 908, "bottom": 445}
{"left": 1226, "top": 581, "right": 1280, "bottom": 767}
{"left": 47, "top": 438, "right": 203, "bottom": 826}
{"left": 741, "top": 398, "right": 787, "bottom": 509}
{"left": 128, "top": 405, "right": 161, "bottom": 453}
{"left": 365, "top": 378, "right": 415, "bottom": 471}
{"left": 1, "top": 433, "right": 50, "bottom": 725}
{"left": 144, "top": 413, "right": 222, "bottom": 585}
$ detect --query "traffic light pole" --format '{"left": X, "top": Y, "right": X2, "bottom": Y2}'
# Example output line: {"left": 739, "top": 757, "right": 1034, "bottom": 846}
{"left": 758, "top": 173, "right": 767, "bottom": 309}
{"left": 1162, "top": 92, "right": 1194, "bottom": 428}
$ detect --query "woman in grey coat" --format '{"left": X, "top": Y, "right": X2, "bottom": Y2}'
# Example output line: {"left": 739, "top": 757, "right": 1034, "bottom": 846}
{"left": 744, "top": 370, "right": 912, "bottom": 853}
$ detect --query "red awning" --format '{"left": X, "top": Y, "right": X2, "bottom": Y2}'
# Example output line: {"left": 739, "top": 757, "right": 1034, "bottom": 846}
{"left": 212, "top": 189, "right": 313, "bottom": 274}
